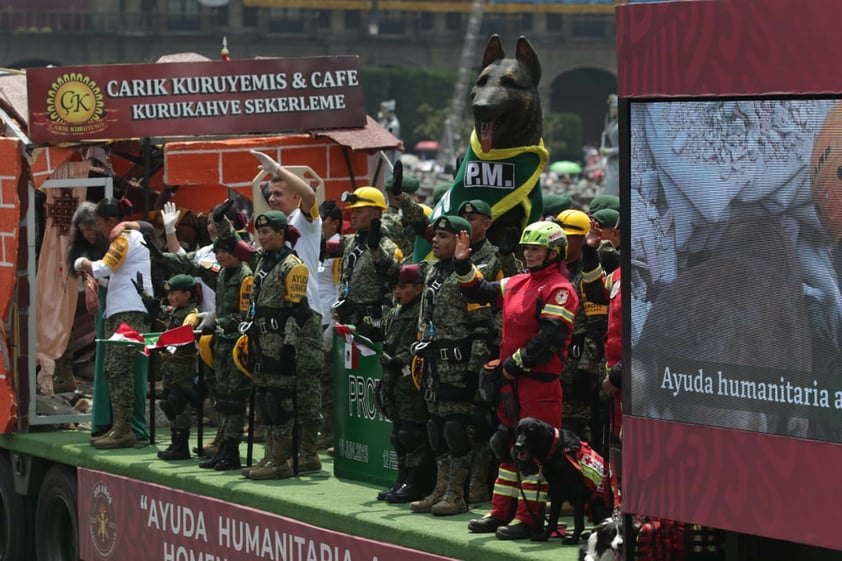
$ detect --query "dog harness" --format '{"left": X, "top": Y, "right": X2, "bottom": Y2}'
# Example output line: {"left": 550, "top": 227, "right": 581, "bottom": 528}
{"left": 563, "top": 439, "right": 617, "bottom": 512}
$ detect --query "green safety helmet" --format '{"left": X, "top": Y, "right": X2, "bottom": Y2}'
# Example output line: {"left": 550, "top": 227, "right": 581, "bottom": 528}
{"left": 519, "top": 220, "right": 568, "bottom": 256}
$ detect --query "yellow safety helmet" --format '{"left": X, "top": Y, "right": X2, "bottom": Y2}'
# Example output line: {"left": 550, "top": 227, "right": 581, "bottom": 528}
{"left": 419, "top": 203, "right": 433, "bottom": 217}
{"left": 232, "top": 335, "right": 252, "bottom": 377}
{"left": 556, "top": 209, "right": 591, "bottom": 237}
{"left": 341, "top": 186, "right": 387, "bottom": 210}
{"left": 198, "top": 334, "right": 214, "bottom": 369}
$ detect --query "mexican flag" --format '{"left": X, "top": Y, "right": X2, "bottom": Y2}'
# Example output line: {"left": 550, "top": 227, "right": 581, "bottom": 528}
{"left": 334, "top": 323, "right": 377, "bottom": 370}
{"left": 99, "top": 323, "right": 195, "bottom": 355}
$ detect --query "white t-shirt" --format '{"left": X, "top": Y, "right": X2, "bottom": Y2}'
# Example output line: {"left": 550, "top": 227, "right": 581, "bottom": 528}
{"left": 91, "top": 229, "right": 151, "bottom": 318}
{"left": 178, "top": 243, "right": 217, "bottom": 314}
{"left": 318, "top": 232, "right": 341, "bottom": 324}
{"left": 287, "top": 206, "right": 322, "bottom": 315}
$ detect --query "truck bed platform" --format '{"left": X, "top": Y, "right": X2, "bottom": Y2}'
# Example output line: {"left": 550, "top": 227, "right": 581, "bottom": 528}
{"left": 2, "top": 431, "right": 582, "bottom": 561}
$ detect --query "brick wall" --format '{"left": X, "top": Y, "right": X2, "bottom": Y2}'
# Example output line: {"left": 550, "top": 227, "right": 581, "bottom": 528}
{"left": 0, "top": 139, "right": 21, "bottom": 320}
{"left": 164, "top": 135, "right": 373, "bottom": 212}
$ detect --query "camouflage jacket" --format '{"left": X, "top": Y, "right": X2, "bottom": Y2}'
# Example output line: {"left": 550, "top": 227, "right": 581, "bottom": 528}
{"left": 249, "top": 247, "right": 309, "bottom": 360}
{"left": 215, "top": 262, "right": 252, "bottom": 341}
{"left": 560, "top": 258, "right": 607, "bottom": 383}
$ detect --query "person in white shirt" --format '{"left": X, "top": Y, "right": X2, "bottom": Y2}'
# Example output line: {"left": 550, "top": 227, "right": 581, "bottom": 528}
{"left": 75, "top": 197, "right": 152, "bottom": 450}
{"left": 251, "top": 150, "right": 323, "bottom": 319}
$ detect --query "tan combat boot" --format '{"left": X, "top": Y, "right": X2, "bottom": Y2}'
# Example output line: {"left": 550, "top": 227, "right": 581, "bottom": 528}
{"left": 92, "top": 407, "right": 136, "bottom": 449}
{"left": 248, "top": 425, "right": 294, "bottom": 480}
{"left": 410, "top": 455, "right": 450, "bottom": 513}
{"left": 431, "top": 455, "right": 470, "bottom": 515}
{"left": 241, "top": 425, "right": 273, "bottom": 477}
{"left": 468, "top": 445, "right": 492, "bottom": 504}
{"left": 194, "top": 427, "right": 222, "bottom": 458}
{"left": 297, "top": 425, "right": 322, "bottom": 474}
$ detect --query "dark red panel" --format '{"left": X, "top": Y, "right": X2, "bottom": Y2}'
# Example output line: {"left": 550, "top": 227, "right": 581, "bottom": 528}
{"left": 617, "top": 0, "right": 842, "bottom": 98}
{"left": 624, "top": 415, "right": 842, "bottom": 550}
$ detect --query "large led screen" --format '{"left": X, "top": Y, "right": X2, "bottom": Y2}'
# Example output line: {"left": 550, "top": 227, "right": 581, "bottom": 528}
{"left": 630, "top": 99, "right": 842, "bottom": 443}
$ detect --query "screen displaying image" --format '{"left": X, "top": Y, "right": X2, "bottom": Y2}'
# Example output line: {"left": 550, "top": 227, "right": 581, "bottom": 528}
{"left": 629, "top": 99, "right": 842, "bottom": 443}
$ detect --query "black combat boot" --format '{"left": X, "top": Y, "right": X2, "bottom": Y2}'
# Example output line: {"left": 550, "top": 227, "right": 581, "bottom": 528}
{"left": 378, "top": 467, "right": 407, "bottom": 501}
{"left": 158, "top": 429, "right": 190, "bottom": 461}
{"left": 213, "top": 439, "right": 242, "bottom": 471}
{"left": 387, "top": 468, "right": 425, "bottom": 503}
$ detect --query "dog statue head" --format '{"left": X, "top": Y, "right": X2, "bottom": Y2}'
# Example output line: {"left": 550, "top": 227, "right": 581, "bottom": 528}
{"left": 471, "top": 35, "right": 543, "bottom": 153}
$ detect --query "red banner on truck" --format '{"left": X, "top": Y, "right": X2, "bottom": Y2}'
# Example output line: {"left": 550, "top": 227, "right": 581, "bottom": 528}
{"left": 78, "top": 468, "right": 457, "bottom": 561}
{"left": 26, "top": 56, "right": 366, "bottom": 143}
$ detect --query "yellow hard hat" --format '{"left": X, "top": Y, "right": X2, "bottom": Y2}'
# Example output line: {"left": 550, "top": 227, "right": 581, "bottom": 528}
{"left": 556, "top": 209, "right": 591, "bottom": 237}
{"left": 341, "top": 186, "right": 387, "bottom": 210}
{"left": 232, "top": 335, "right": 252, "bottom": 377}
{"left": 198, "top": 334, "right": 214, "bottom": 369}
{"left": 419, "top": 203, "right": 433, "bottom": 217}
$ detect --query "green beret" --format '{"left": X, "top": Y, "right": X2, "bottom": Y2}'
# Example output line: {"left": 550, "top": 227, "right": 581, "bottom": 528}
{"left": 213, "top": 232, "right": 242, "bottom": 253}
{"left": 457, "top": 199, "right": 492, "bottom": 218}
{"left": 255, "top": 210, "right": 288, "bottom": 231}
{"left": 433, "top": 214, "right": 472, "bottom": 237}
{"left": 589, "top": 194, "right": 620, "bottom": 214}
{"left": 432, "top": 183, "right": 451, "bottom": 204}
{"left": 388, "top": 174, "right": 420, "bottom": 193}
{"left": 542, "top": 193, "right": 573, "bottom": 216}
{"left": 593, "top": 208, "right": 620, "bottom": 229}
{"left": 165, "top": 274, "right": 196, "bottom": 292}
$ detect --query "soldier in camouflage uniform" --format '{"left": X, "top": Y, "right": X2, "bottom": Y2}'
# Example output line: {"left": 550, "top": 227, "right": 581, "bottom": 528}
{"left": 75, "top": 198, "right": 152, "bottom": 450}
{"left": 154, "top": 274, "right": 201, "bottom": 461}
{"left": 374, "top": 264, "right": 430, "bottom": 503}
{"left": 197, "top": 229, "right": 254, "bottom": 471}
{"left": 237, "top": 211, "right": 325, "bottom": 480}
{"left": 382, "top": 173, "right": 423, "bottom": 257}
{"left": 556, "top": 210, "right": 607, "bottom": 443}
{"left": 334, "top": 186, "right": 402, "bottom": 329}
{"left": 385, "top": 215, "right": 492, "bottom": 516}
{"left": 454, "top": 199, "right": 510, "bottom": 505}
{"left": 588, "top": 195, "right": 621, "bottom": 274}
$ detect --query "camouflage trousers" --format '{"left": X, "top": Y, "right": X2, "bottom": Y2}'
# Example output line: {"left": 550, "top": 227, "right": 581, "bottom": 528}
{"left": 252, "top": 313, "right": 325, "bottom": 426}
{"left": 320, "top": 323, "right": 334, "bottom": 437}
{"left": 160, "top": 354, "right": 195, "bottom": 430}
{"left": 215, "top": 338, "right": 253, "bottom": 442}
{"left": 104, "top": 312, "right": 150, "bottom": 409}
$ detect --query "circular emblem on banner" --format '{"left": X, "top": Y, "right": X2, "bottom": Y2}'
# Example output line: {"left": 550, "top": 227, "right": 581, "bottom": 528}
{"left": 88, "top": 480, "right": 118, "bottom": 558}
{"left": 46, "top": 72, "right": 105, "bottom": 125}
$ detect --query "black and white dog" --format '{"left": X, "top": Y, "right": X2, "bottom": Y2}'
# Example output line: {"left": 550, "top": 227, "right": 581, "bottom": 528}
{"left": 579, "top": 517, "right": 623, "bottom": 561}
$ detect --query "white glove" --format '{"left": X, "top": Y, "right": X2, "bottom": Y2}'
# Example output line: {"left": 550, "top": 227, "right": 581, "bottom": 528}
{"left": 74, "top": 257, "right": 87, "bottom": 272}
{"left": 161, "top": 201, "right": 181, "bottom": 235}
{"left": 196, "top": 311, "right": 216, "bottom": 333}
{"left": 250, "top": 149, "right": 280, "bottom": 176}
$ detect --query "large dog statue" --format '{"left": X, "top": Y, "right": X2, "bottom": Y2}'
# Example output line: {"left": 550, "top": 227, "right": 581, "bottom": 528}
{"left": 413, "top": 35, "right": 548, "bottom": 260}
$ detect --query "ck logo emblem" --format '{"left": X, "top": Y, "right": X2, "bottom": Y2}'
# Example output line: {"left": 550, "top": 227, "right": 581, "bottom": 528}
{"left": 465, "top": 161, "right": 515, "bottom": 189}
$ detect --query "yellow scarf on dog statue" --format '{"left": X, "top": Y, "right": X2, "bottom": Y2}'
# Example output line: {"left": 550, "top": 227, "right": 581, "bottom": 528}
{"left": 413, "top": 131, "right": 548, "bottom": 262}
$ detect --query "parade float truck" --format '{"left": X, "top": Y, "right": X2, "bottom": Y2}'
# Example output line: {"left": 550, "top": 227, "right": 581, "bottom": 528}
{"left": 0, "top": 52, "right": 580, "bottom": 561}
{"left": 620, "top": 0, "right": 842, "bottom": 557}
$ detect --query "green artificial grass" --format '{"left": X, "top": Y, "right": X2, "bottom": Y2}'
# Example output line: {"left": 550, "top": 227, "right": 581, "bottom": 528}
{"left": 0, "top": 431, "right": 584, "bottom": 561}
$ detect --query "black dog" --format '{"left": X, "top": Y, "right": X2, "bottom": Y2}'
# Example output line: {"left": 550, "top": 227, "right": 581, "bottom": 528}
{"left": 512, "top": 417, "right": 613, "bottom": 545}
{"left": 578, "top": 517, "right": 623, "bottom": 561}
{"left": 470, "top": 34, "right": 543, "bottom": 245}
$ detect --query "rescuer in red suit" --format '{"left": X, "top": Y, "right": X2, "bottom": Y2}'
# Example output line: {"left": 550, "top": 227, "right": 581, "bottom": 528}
{"left": 454, "top": 221, "right": 578, "bottom": 541}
